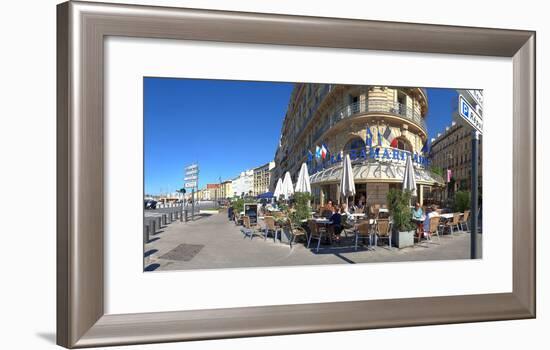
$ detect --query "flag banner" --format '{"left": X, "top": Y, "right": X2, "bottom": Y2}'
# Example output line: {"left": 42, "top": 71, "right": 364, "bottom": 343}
{"left": 421, "top": 139, "right": 430, "bottom": 154}
{"left": 383, "top": 126, "right": 396, "bottom": 145}
{"left": 321, "top": 143, "right": 329, "bottom": 160}
{"left": 366, "top": 125, "right": 373, "bottom": 147}
{"left": 315, "top": 145, "right": 321, "bottom": 159}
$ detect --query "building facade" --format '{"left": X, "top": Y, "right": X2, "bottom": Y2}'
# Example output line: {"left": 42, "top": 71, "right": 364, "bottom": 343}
{"left": 430, "top": 121, "right": 483, "bottom": 201}
{"left": 271, "top": 84, "right": 444, "bottom": 207}
{"left": 220, "top": 180, "right": 233, "bottom": 199}
{"left": 206, "top": 184, "right": 220, "bottom": 201}
{"left": 253, "top": 161, "right": 275, "bottom": 196}
{"left": 232, "top": 169, "right": 254, "bottom": 198}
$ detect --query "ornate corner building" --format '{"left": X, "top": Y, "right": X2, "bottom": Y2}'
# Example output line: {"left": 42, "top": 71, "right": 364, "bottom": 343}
{"left": 271, "top": 84, "right": 444, "bottom": 206}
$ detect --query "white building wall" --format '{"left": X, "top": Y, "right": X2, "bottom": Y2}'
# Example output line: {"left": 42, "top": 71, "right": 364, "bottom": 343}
{"left": 232, "top": 170, "right": 254, "bottom": 197}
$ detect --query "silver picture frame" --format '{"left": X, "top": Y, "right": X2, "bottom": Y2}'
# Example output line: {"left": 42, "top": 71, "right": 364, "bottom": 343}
{"left": 57, "top": 1, "right": 535, "bottom": 347}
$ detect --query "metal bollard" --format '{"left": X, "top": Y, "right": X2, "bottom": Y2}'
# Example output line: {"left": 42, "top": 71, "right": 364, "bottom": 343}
{"left": 144, "top": 224, "right": 149, "bottom": 244}
{"left": 156, "top": 216, "right": 161, "bottom": 229}
{"left": 184, "top": 209, "right": 188, "bottom": 222}
{"left": 162, "top": 214, "right": 167, "bottom": 225}
{"left": 150, "top": 220, "right": 156, "bottom": 235}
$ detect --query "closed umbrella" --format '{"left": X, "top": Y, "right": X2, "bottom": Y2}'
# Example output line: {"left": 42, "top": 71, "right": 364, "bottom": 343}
{"left": 402, "top": 154, "right": 417, "bottom": 196}
{"left": 340, "top": 154, "right": 356, "bottom": 206}
{"left": 282, "top": 171, "right": 294, "bottom": 199}
{"left": 294, "top": 163, "right": 311, "bottom": 193}
{"left": 273, "top": 178, "right": 283, "bottom": 199}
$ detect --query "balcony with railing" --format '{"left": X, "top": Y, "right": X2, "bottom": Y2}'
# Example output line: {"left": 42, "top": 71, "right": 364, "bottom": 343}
{"left": 311, "top": 100, "right": 427, "bottom": 143}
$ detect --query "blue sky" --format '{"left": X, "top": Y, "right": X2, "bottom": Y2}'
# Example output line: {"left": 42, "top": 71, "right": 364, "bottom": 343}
{"left": 144, "top": 78, "right": 457, "bottom": 195}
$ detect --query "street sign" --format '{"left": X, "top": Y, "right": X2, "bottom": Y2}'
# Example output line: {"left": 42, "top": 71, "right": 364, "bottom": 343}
{"left": 184, "top": 164, "right": 199, "bottom": 189}
{"left": 466, "top": 89, "right": 483, "bottom": 109}
{"left": 458, "top": 95, "right": 483, "bottom": 134}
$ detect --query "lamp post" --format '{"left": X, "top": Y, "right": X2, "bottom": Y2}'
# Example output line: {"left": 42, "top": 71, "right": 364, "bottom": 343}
{"left": 446, "top": 152, "right": 453, "bottom": 202}
{"left": 471, "top": 130, "right": 479, "bottom": 259}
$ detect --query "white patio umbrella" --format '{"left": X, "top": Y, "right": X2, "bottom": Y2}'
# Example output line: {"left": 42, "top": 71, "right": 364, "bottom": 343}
{"left": 294, "top": 163, "right": 311, "bottom": 193}
{"left": 273, "top": 178, "right": 283, "bottom": 199}
{"left": 282, "top": 171, "right": 294, "bottom": 199}
{"left": 402, "top": 153, "right": 417, "bottom": 196}
{"left": 340, "top": 154, "right": 356, "bottom": 206}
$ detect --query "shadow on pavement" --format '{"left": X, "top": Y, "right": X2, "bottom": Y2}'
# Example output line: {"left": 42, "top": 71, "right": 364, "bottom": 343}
{"left": 144, "top": 263, "right": 161, "bottom": 272}
{"left": 147, "top": 237, "right": 160, "bottom": 244}
{"left": 144, "top": 249, "right": 158, "bottom": 258}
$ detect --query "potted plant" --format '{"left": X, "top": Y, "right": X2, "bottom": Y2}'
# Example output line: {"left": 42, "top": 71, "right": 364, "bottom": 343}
{"left": 283, "top": 192, "right": 312, "bottom": 244}
{"left": 387, "top": 189, "right": 415, "bottom": 248}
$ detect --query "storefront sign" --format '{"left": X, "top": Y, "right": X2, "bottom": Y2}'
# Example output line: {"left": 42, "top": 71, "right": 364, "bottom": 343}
{"left": 309, "top": 147, "right": 430, "bottom": 174}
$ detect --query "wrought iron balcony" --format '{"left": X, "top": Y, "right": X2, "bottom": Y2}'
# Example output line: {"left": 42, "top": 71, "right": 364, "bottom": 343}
{"left": 312, "top": 100, "right": 427, "bottom": 142}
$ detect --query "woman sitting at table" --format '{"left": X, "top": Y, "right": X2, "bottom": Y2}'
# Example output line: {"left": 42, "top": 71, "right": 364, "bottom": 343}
{"left": 340, "top": 204, "right": 355, "bottom": 229}
{"left": 329, "top": 205, "right": 343, "bottom": 243}
{"left": 411, "top": 202, "right": 424, "bottom": 241}
{"left": 322, "top": 200, "right": 335, "bottom": 218}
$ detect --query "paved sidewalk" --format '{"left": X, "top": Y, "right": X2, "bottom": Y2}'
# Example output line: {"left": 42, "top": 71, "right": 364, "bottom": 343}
{"left": 144, "top": 212, "right": 482, "bottom": 271}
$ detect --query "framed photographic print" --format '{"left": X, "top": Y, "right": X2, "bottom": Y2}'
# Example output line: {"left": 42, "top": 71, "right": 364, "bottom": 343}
{"left": 57, "top": 1, "right": 535, "bottom": 348}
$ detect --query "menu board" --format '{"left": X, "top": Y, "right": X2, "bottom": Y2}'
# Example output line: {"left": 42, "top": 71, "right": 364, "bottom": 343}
{"left": 244, "top": 203, "right": 258, "bottom": 224}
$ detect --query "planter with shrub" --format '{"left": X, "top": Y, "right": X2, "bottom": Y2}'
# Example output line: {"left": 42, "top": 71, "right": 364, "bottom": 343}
{"left": 387, "top": 189, "right": 415, "bottom": 248}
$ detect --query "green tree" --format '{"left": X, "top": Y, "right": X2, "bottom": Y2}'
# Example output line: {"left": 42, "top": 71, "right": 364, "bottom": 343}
{"left": 289, "top": 192, "right": 312, "bottom": 225}
{"left": 429, "top": 165, "right": 443, "bottom": 177}
{"left": 231, "top": 198, "right": 245, "bottom": 213}
{"left": 453, "top": 191, "right": 471, "bottom": 212}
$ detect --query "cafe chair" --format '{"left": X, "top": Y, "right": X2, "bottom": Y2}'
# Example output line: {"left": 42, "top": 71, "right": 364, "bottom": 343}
{"left": 341, "top": 214, "right": 355, "bottom": 238}
{"left": 307, "top": 219, "right": 328, "bottom": 253}
{"left": 427, "top": 215, "right": 441, "bottom": 243}
{"left": 444, "top": 213, "right": 461, "bottom": 235}
{"left": 374, "top": 218, "right": 393, "bottom": 249}
{"left": 459, "top": 210, "right": 470, "bottom": 233}
{"left": 285, "top": 218, "right": 308, "bottom": 249}
{"left": 241, "top": 216, "right": 262, "bottom": 240}
{"left": 263, "top": 216, "right": 279, "bottom": 242}
{"left": 354, "top": 221, "right": 372, "bottom": 251}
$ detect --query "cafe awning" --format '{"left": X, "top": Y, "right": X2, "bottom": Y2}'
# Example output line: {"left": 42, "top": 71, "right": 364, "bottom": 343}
{"left": 309, "top": 160, "right": 444, "bottom": 186}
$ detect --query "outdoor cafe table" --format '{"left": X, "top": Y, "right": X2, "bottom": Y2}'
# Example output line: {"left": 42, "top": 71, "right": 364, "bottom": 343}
{"left": 440, "top": 213, "right": 455, "bottom": 219}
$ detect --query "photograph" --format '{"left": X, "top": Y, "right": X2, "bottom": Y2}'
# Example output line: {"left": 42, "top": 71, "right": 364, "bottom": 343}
{"left": 143, "top": 79, "right": 483, "bottom": 271}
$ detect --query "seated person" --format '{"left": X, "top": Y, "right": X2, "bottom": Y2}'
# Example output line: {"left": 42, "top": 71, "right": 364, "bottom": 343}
{"left": 330, "top": 206, "right": 343, "bottom": 242}
{"left": 423, "top": 205, "right": 439, "bottom": 238}
{"left": 340, "top": 203, "right": 355, "bottom": 227}
{"left": 411, "top": 202, "right": 424, "bottom": 240}
{"left": 322, "top": 200, "right": 335, "bottom": 218}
